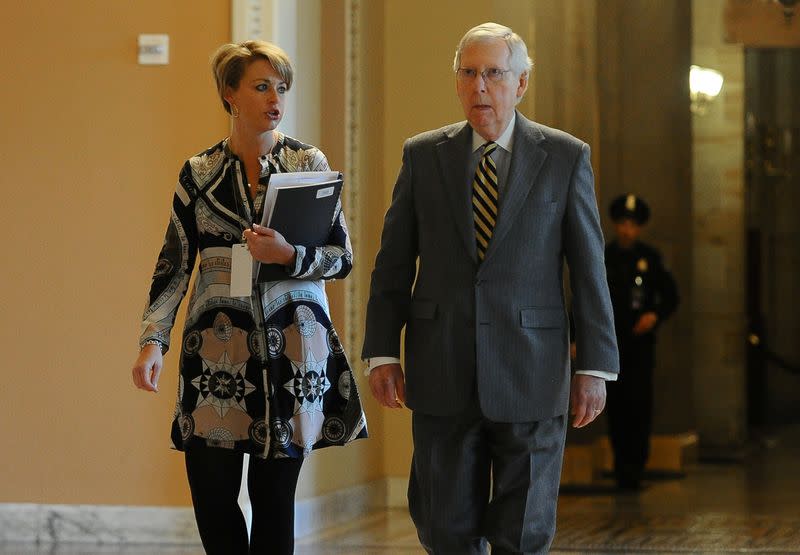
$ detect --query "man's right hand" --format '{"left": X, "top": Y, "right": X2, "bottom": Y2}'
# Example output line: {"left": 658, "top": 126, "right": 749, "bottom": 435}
{"left": 368, "top": 363, "right": 406, "bottom": 409}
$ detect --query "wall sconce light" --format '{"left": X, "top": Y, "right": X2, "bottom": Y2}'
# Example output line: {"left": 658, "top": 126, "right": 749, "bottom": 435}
{"left": 690, "top": 65, "right": 724, "bottom": 115}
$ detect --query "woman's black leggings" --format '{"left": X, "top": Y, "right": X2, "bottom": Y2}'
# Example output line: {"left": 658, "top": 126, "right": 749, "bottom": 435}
{"left": 185, "top": 448, "right": 303, "bottom": 555}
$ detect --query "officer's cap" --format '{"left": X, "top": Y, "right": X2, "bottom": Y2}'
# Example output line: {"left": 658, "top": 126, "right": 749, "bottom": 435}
{"left": 609, "top": 194, "right": 650, "bottom": 225}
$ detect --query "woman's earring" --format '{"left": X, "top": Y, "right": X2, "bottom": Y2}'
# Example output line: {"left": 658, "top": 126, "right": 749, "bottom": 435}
{"left": 231, "top": 104, "right": 240, "bottom": 118}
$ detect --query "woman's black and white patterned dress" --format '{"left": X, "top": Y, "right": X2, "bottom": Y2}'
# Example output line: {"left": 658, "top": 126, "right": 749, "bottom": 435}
{"left": 140, "top": 134, "right": 367, "bottom": 459}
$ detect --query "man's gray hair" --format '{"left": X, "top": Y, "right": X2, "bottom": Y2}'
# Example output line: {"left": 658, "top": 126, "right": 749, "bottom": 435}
{"left": 452, "top": 22, "right": 533, "bottom": 76}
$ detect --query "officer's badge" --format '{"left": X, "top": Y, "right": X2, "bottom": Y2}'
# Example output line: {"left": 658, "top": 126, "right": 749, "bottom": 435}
{"left": 637, "top": 258, "right": 648, "bottom": 272}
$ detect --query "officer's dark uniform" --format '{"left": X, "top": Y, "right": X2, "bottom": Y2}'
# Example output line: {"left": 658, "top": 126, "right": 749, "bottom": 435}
{"left": 605, "top": 195, "right": 678, "bottom": 490}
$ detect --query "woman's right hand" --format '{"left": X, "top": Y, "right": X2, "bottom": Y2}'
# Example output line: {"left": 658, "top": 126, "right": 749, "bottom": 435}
{"left": 244, "top": 224, "right": 296, "bottom": 266}
{"left": 132, "top": 345, "right": 163, "bottom": 393}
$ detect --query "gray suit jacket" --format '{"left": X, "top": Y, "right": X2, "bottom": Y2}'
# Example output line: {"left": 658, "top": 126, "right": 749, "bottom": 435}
{"left": 362, "top": 112, "right": 619, "bottom": 422}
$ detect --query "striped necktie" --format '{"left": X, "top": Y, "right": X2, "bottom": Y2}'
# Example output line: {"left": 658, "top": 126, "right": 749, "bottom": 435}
{"left": 472, "top": 141, "right": 498, "bottom": 261}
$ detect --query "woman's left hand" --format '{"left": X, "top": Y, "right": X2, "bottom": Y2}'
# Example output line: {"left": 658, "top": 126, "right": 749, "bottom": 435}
{"left": 243, "top": 224, "right": 296, "bottom": 266}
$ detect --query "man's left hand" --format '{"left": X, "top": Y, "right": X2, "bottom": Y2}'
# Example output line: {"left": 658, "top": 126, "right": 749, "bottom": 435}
{"left": 633, "top": 311, "right": 658, "bottom": 335}
{"left": 569, "top": 374, "right": 606, "bottom": 428}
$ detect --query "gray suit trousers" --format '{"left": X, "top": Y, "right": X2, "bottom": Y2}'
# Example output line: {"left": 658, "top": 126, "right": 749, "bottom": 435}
{"left": 408, "top": 400, "right": 567, "bottom": 555}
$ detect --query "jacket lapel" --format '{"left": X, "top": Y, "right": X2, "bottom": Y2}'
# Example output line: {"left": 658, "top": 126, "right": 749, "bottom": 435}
{"left": 436, "top": 123, "right": 477, "bottom": 261}
{"left": 482, "top": 113, "right": 548, "bottom": 265}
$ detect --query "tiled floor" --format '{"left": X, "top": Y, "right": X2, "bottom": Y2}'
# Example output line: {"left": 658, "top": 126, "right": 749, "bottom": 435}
{"left": 3, "top": 426, "right": 799, "bottom": 554}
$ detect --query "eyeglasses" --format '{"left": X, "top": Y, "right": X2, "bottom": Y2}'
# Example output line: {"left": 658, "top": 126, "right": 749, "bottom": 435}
{"left": 456, "top": 67, "right": 513, "bottom": 83}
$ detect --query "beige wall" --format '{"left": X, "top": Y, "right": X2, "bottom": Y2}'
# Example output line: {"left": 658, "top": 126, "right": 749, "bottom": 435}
{"left": 0, "top": 0, "right": 230, "bottom": 506}
{"left": 0, "top": 0, "right": 377, "bottom": 506}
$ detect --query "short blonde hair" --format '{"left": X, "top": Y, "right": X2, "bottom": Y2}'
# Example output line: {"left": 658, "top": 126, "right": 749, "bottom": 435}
{"left": 211, "top": 40, "right": 294, "bottom": 114}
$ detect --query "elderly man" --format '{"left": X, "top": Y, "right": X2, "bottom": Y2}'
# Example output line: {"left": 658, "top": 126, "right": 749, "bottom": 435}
{"left": 363, "top": 22, "right": 619, "bottom": 554}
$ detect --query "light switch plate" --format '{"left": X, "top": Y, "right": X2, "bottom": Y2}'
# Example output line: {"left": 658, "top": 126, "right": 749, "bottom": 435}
{"left": 138, "top": 34, "right": 169, "bottom": 65}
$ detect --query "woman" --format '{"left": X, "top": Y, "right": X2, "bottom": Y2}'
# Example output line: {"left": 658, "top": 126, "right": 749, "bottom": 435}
{"left": 131, "top": 40, "right": 367, "bottom": 554}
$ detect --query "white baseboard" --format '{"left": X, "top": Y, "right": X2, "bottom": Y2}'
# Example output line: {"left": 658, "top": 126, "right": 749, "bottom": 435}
{"left": 0, "top": 478, "right": 397, "bottom": 545}
{"left": 0, "top": 504, "right": 199, "bottom": 544}
{"left": 294, "top": 479, "right": 387, "bottom": 538}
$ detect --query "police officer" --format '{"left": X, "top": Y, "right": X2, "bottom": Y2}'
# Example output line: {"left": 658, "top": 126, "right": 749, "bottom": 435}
{"left": 605, "top": 194, "right": 679, "bottom": 490}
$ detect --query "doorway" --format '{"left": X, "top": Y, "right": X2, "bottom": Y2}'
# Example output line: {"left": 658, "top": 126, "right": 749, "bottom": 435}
{"left": 744, "top": 48, "right": 800, "bottom": 431}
